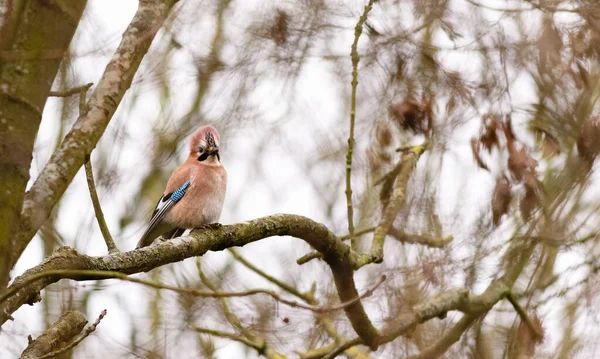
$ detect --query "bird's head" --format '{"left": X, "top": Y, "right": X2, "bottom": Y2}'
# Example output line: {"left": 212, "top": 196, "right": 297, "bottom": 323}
{"left": 189, "top": 125, "right": 221, "bottom": 162}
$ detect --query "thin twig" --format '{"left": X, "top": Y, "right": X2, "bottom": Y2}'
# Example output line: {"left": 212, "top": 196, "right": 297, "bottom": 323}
{"left": 506, "top": 292, "right": 543, "bottom": 338}
{"left": 229, "top": 249, "right": 312, "bottom": 302}
{"left": 84, "top": 157, "right": 118, "bottom": 253}
{"left": 297, "top": 224, "right": 451, "bottom": 265}
{"left": 49, "top": 80, "right": 116, "bottom": 255}
{"left": 230, "top": 252, "right": 374, "bottom": 359}
{"left": 196, "top": 259, "right": 286, "bottom": 359}
{"left": 192, "top": 326, "right": 265, "bottom": 352}
{"left": 339, "top": 226, "right": 377, "bottom": 241}
{"left": 298, "top": 226, "right": 377, "bottom": 265}
{"left": 388, "top": 227, "right": 453, "bottom": 248}
{"left": 34, "top": 309, "right": 107, "bottom": 359}
{"left": 346, "top": 0, "right": 375, "bottom": 251}
{"left": 48, "top": 83, "right": 93, "bottom": 97}
{"left": 197, "top": 260, "right": 250, "bottom": 336}
{"left": 297, "top": 252, "right": 323, "bottom": 265}
{"left": 73, "top": 82, "right": 116, "bottom": 254}
{"left": 0, "top": 269, "right": 384, "bottom": 315}
{"left": 323, "top": 337, "right": 364, "bottom": 359}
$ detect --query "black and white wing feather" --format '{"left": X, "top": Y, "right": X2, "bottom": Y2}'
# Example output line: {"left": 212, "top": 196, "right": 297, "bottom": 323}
{"left": 136, "top": 180, "right": 191, "bottom": 248}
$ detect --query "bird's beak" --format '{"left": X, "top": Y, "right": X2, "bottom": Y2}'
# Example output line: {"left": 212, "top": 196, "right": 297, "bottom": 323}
{"left": 208, "top": 146, "right": 219, "bottom": 156}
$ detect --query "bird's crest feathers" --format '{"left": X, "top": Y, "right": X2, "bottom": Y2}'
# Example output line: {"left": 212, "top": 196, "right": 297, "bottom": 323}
{"left": 189, "top": 125, "right": 220, "bottom": 153}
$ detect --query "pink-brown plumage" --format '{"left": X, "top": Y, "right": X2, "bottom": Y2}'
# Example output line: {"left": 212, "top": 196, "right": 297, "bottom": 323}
{"left": 163, "top": 156, "right": 227, "bottom": 227}
{"left": 136, "top": 125, "right": 227, "bottom": 248}
{"left": 189, "top": 126, "right": 220, "bottom": 153}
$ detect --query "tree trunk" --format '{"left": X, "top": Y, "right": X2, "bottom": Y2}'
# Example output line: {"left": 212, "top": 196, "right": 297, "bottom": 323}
{"left": 0, "top": 0, "right": 87, "bottom": 287}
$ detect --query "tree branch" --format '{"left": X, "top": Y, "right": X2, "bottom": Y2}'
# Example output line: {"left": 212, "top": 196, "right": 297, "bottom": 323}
{"left": 360, "top": 144, "right": 429, "bottom": 267}
{"left": 196, "top": 259, "right": 286, "bottom": 359}
{"left": 346, "top": 0, "right": 375, "bottom": 250}
{"left": 0, "top": 0, "right": 87, "bottom": 289}
{"left": 13, "top": 0, "right": 178, "bottom": 270}
{"left": 20, "top": 310, "right": 87, "bottom": 359}
{"left": 388, "top": 227, "right": 453, "bottom": 248}
{"left": 32, "top": 309, "right": 107, "bottom": 359}
{"left": 0, "top": 268, "right": 380, "bottom": 316}
{"left": 402, "top": 241, "right": 537, "bottom": 358}
{"left": 323, "top": 337, "right": 364, "bottom": 359}
{"left": 506, "top": 292, "right": 543, "bottom": 339}
{"left": 48, "top": 82, "right": 93, "bottom": 97}
{"left": 1, "top": 214, "right": 381, "bottom": 347}
{"left": 84, "top": 157, "right": 118, "bottom": 253}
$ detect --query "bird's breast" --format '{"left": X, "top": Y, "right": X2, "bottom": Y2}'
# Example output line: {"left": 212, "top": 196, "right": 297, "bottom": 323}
{"left": 165, "top": 166, "right": 226, "bottom": 228}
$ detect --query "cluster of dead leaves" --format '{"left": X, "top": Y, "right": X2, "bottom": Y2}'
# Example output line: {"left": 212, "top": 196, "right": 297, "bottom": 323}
{"left": 388, "top": 95, "right": 433, "bottom": 135}
{"left": 472, "top": 116, "right": 545, "bottom": 226}
{"left": 370, "top": 95, "right": 432, "bottom": 175}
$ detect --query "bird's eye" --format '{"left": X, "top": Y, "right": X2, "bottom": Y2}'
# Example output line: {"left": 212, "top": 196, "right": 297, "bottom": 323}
{"left": 198, "top": 146, "right": 204, "bottom": 153}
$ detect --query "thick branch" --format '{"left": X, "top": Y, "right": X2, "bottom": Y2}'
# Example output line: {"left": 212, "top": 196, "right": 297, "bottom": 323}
{"left": 20, "top": 310, "right": 87, "bottom": 359}
{"left": 13, "top": 0, "right": 177, "bottom": 269}
{"left": 0, "top": 0, "right": 87, "bottom": 288}
{"left": 33, "top": 309, "right": 107, "bottom": 359}
{"left": 1, "top": 214, "right": 380, "bottom": 347}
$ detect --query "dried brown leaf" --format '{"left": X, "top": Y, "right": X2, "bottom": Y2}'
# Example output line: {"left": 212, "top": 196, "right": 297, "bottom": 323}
{"left": 376, "top": 123, "right": 393, "bottom": 148}
{"left": 471, "top": 138, "right": 489, "bottom": 171}
{"left": 508, "top": 146, "right": 537, "bottom": 181}
{"left": 389, "top": 98, "right": 426, "bottom": 134}
{"left": 514, "top": 314, "right": 544, "bottom": 357}
{"left": 577, "top": 118, "right": 600, "bottom": 164}
{"left": 541, "top": 133, "right": 560, "bottom": 158}
{"left": 480, "top": 115, "right": 500, "bottom": 152}
{"left": 492, "top": 175, "right": 511, "bottom": 226}
{"left": 521, "top": 171, "right": 541, "bottom": 221}
{"left": 503, "top": 115, "right": 516, "bottom": 149}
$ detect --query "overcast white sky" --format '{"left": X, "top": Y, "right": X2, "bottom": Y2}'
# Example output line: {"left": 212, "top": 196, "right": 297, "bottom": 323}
{"left": 2, "top": 0, "right": 596, "bottom": 357}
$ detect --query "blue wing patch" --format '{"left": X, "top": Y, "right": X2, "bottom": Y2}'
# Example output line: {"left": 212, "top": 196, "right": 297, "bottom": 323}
{"left": 171, "top": 181, "right": 191, "bottom": 202}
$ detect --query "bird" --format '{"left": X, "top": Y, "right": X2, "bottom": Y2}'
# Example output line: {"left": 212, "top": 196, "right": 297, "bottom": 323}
{"left": 136, "top": 125, "right": 227, "bottom": 249}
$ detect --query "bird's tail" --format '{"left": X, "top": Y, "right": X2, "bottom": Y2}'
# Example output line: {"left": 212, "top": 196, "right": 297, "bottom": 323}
{"left": 136, "top": 223, "right": 181, "bottom": 249}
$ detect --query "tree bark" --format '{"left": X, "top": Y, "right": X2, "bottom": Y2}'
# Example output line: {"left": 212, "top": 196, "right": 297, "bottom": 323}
{"left": 0, "top": 0, "right": 87, "bottom": 288}
{"left": 20, "top": 310, "right": 87, "bottom": 359}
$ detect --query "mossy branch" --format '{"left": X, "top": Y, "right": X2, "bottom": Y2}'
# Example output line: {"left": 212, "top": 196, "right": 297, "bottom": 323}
{"left": 13, "top": 0, "right": 178, "bottom": 269}
{"left": 1, "top": 214, "right": 382, "bottom": 348}
{"left": 20, "top": 310, "right": 88, "bottom": 359}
